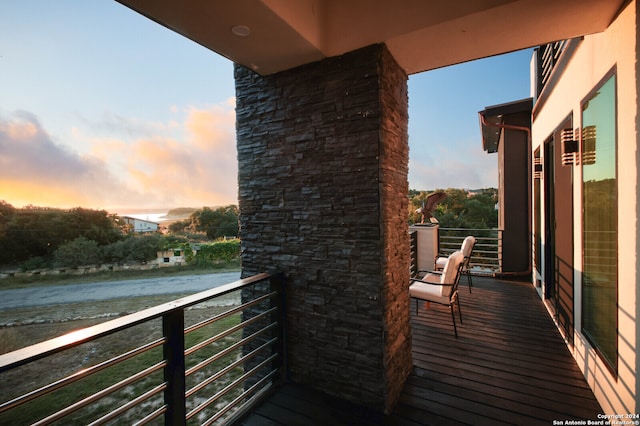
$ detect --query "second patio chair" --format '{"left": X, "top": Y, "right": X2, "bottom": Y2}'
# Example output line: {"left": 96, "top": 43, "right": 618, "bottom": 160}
{"left": 410, "top": 250, "right": 464, "bottom": 338}
{"left": 435, "top": 235, "right": 476, "bottom": 292}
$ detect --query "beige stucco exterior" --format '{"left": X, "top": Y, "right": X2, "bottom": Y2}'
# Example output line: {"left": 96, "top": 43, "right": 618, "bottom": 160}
{"left": 531, "top": 1, "right": 638, "bottom": 413}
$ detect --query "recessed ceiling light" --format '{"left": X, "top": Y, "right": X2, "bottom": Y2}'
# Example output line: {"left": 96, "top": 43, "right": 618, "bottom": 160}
{"left": 231, "top": 25, "right": 251, "bottom": 37}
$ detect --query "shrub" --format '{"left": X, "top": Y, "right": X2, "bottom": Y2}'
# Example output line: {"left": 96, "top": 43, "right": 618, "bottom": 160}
{"left": 102, "top": 239, "right": 128, "bottom": 263}
{"left": 19, "top": 256, "right": 52, "bottom": 272}
{"left": 101, "top": 234, "right": 164, "bottom": 264}
{"left": 53, "top": 237, "right": 101, "bottom": 268}
{"left": 193, "top": 240, "right": 240, "bottom": 266}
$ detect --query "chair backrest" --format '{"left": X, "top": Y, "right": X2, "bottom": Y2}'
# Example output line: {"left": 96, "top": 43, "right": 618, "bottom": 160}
{"left": 461, "top": 236, "right": 476, "bottom": 258}
{"left": 440, "top": 251, "right": 463, "bottom": 297}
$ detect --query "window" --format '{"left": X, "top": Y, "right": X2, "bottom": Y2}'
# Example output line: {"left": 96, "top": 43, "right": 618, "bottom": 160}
{"left": 581, "top": 72, "right": 617, "bottom": 373}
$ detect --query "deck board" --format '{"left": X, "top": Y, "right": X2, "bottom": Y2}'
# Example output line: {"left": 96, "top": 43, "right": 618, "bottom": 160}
{"left": 237, "top": 276, "right": 602, "bottom": 425}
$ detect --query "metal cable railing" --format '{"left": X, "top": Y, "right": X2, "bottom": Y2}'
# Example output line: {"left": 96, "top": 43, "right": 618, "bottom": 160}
{"left": 0, "top": 272, "right": 284, "bottom": 425}
{"left": 436, "top": 228, "right": 503, "bottom": 275}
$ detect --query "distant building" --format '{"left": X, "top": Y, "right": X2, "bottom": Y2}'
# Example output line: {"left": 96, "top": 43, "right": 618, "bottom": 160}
{"left": 156, "top": 249, "right": 185, "bottom": 266}
{"left": 121, "top": 216, "right": 159, "bottom": 233}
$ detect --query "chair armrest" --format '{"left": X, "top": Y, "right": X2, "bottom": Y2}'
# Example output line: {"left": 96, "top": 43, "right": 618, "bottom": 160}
{"left": 410, "top": 278, "right": 452, "bottom": 287}
{"left": 417, "top": 269, "right": 442, "bottom": 275}
{"left": 410, "top": 279, "right": 453, "bottom": 287}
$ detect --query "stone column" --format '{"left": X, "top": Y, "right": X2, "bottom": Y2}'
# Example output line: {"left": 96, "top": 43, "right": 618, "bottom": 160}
{"left": 235, "top": 44, "right": 412, "bottom": 413}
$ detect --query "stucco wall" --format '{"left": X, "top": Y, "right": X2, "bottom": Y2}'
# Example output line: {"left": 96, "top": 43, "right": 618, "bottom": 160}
{"left": 234, "top": 44, "right": 412, "bottom": 412}
{"left": 531, "top": 1, "right": 638, "bottom": 413}
{"left": 498, "top": 110, "right": 531, "bottom": 273}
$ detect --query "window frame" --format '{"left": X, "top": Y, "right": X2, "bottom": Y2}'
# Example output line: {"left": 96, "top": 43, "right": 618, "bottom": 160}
{"left": 580, "top": 67, "right": 618, "bottom": 376}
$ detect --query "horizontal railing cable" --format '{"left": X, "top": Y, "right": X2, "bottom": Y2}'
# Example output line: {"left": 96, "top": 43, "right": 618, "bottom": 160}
{"left": 187, "top": 354, "right": 278, "bottom": 421}
{"left": 438, "top": 228, "right": 503, "bottom": 275}
{"left": 184, "top": 291, "right": 275, "bottom": 337}
{"left": 203, "top": 370, "right": 277, "bottom": 426}
{"left": 0, "top": 338, "right": 165, "bottom": 414}
{"left": 85, "top": 383, "right": 167, "bottom": 426}
{"left": 32, "top": 368, "right": 166, "bottom": 426}
{"left": 184, "top": 297, "right": 276, "bottom": 357}
{"left": 185, "top": 322, "right": 277, "bottom": 381}
{"left": 132, "top": 404, "right": 167, "bottom": 426}
{"left": 186, "top": 337, "right": 278, "bottom": 400}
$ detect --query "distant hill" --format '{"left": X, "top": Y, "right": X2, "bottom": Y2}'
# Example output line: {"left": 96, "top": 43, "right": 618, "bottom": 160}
{"left": 165, "top": 207, "right": 197, "bottom": 219}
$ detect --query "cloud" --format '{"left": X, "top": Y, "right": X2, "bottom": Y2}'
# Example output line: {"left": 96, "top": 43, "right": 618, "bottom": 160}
{"left": 0, "top": 111, "right": 141, "bottom": 208}
{"left": 78, "top": 111, "right": 181, "bottom": 139}
{"left": 0, "top": 102, "right": 238, "bottom": 210}
{"left": 409, "top": 142, "right": 497, "bottom": 190}
{"left": 92, "top": 101, "right": 238, "bottom": 208}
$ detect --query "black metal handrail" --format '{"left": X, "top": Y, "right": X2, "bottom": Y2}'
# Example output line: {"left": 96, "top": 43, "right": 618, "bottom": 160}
{"left": 0, "top": 272, "right": 285, "bottom": 425}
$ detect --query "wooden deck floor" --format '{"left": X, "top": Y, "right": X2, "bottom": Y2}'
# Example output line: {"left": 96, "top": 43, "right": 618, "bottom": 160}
{"left": 238, "top": 276, "right": 602, "bottom": 425}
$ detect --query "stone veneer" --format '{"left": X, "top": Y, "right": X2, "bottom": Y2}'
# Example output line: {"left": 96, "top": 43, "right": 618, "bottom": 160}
{"left": 235, "top": 44, "right": 412, "bottom": 413}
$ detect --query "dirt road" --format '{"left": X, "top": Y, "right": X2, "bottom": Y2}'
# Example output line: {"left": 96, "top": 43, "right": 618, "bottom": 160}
{"left": 0, "top": 271, "right": 241, "bottom": 310}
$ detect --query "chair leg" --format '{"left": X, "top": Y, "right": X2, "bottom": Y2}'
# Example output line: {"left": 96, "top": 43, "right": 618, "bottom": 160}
{"left": 457, "top": 297, "right": 463, "bottom": 324}
{"left": 467, "top": 272, "right": 473, "bottom": 292}
{"left": 449, "top": 305, "right": 458, "bottom": 338}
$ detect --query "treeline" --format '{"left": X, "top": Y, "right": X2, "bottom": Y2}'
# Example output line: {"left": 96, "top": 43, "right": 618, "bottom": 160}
{"left": 0, "top": 202, "right": 240, "bottom": 270}
{"left": 409, "top": 188, "right": 498, "bottom": 229}
{"left": 0, "top": 202, "right": 123, "bottom": 266}
{"left": 168, "top": 205, "right": 239, "bottom": 239}
{"left": 1, "top": 192, "right": 496, "bottom": 270}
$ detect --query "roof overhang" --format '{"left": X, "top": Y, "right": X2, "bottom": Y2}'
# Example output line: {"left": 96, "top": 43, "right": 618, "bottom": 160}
{"left": 115, "top": 0, "right": 626, "bottom": 75}
{"left": 479, "top": 98, "right": 533, "bottom": 153}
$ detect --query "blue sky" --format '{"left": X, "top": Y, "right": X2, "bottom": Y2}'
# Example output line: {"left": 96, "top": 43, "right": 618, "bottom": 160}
{"left": 0, "top": 1, "right": 533, "bottom": 212}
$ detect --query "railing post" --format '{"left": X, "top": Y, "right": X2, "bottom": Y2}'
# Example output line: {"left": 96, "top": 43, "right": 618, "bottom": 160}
{"left": 163, "top": 309, "right": 186, "bottom": 426}
{"left": 498, "top": 229, "right": 504, "bottom": 274}
{"left": 409, "top": 230, "right": 418, "bottom": 277}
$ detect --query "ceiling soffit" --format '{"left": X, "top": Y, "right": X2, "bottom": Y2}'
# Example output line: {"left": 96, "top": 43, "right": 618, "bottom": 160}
{"left": 116, "top": 0, "right": 625, "bottom": 75}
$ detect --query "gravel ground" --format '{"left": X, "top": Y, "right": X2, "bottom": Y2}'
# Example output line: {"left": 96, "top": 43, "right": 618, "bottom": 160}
{"left": 0, "top": 272, "right": 242, "bottom": 351}
{"left": 0, "top": 271, "right": 241, "bottom": 310}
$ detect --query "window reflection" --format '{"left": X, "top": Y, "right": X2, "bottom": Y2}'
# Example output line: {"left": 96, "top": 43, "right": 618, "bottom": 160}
{"left": 581, "top": 73, "right": 617, "bottom": 373}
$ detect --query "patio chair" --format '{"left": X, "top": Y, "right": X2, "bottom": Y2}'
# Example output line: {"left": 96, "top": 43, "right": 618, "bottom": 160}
{"left": 435, "top": 235, "right": 476, "bottom": 292}
{"left": 409, "top": 250, "right": 464, "bottom": 338}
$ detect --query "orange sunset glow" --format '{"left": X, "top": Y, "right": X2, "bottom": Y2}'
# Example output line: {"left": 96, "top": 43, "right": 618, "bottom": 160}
{"left": 0, "top": 102, "right": 238, "bottom": 211}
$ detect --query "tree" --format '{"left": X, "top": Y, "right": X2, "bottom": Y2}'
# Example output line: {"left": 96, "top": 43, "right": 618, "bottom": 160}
{"left": 53, "top": 237, "right": 102, "bottom": 268}
{"left": 168, "top": 219, "right": 190, "bottom": 233}
{"left": 0, "top": 204, "right": 125, "bottom": 266}
{"left": 408, "top": 188, "right": 498, "bottom": 229}
{"left": 102, "top": 234, "right": 164, "bottom": 263}
{"left": 187, "top": 205, "right": 239, "bottom": 239}
{"left": 67, "top": 208, "right": 122, "bottom": 245}
{"left": 0, "top": 201, "right": 16, "bottom": 264}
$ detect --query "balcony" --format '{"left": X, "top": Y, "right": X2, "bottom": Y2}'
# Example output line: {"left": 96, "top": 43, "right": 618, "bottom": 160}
{"left": 1, "top": 269, "right": 601, "bottom": 425}
{"left": 242, "top": 276, "right": 601, "bottom": 425}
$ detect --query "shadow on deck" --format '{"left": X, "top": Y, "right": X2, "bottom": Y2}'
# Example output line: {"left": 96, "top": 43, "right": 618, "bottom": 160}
{"left": 238, "top": 276, "right": 602, "bottom": 425}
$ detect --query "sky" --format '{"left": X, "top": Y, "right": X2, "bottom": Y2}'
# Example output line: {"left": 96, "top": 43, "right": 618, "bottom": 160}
{"left": 0, "top": 1, "right": 533, "bottom": 213}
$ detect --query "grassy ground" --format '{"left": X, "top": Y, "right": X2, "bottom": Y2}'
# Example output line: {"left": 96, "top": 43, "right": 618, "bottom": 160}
{"left": 0, "top": 260, "right": 241, "bottom": 290}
